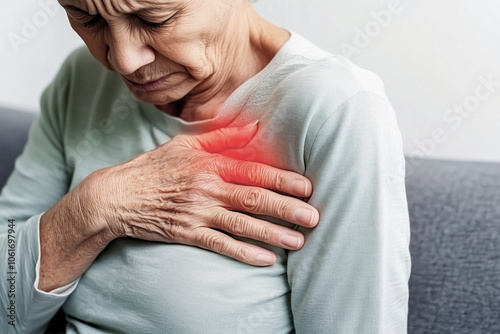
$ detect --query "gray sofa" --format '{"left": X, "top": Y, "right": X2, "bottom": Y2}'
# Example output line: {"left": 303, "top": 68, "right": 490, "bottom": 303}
{"left": 1, "top": 106, "right": 499, "bottom": 333}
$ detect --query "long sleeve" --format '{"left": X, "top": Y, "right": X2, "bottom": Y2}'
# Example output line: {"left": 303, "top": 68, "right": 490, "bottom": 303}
{"left": 288, "top": 91, "right": 411, "bottom": 333}
{"left": 0, "top": 61, "right": 79, "bottom": 333}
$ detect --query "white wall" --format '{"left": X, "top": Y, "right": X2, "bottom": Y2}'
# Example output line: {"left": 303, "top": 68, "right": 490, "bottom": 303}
{"left": 1, "top": 0, "right": 499, "bottom": 163}
{"left": 0, "top": 0, "right": 82, "bottom": 112}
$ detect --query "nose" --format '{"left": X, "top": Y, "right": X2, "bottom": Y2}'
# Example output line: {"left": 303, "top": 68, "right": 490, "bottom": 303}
{"left": 106, "top": 29, "right": 155, "bottom": 75}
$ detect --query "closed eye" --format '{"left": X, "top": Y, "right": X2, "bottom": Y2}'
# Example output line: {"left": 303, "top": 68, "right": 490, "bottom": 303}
{"left": 66, "top": 6, "right": 176, "bottom": 32}
{"left": 83, "top": 14, "right": 105, "bottom": 29}
{"left": 136, "top": 15, "right": 175, "bottom": 31}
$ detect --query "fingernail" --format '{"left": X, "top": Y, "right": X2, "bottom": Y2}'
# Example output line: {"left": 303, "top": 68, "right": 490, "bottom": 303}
{"left": 256, "top": 253, "right": 276, "bottom": 265}
{"left": 295, "top": 208, "right": 314, "bottom": 226}
{"left": 292, "top": 179, "right": 307, "bottom": 196}
{"left": 280, "top": 234, "right": 303, "bottom": 249}
{"left": 243, "top": 120, "right": 259, "bottom": 128}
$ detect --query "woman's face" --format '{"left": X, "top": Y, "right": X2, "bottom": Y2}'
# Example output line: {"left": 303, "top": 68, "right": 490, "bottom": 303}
{"left": 59, "top": 0, "right": 236, "bottom": 106}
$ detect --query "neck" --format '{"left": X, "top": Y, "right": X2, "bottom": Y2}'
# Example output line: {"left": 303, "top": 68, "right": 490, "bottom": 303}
{"left": 158, "top": 4, "right": 290, "bottom": 122}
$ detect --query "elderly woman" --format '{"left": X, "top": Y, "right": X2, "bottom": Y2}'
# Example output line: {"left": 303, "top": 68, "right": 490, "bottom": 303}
{"left": 0, "top": 0, "right": 411, "bottom": 333}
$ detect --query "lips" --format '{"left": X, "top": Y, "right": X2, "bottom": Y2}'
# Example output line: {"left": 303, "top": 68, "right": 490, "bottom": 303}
{"left": 125, "top": 74, "right": 173, "bottom": 91}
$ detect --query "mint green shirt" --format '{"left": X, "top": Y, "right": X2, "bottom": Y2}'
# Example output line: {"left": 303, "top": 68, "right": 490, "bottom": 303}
{"left": 0, "top": 32, "right": 411, "bottom": 333}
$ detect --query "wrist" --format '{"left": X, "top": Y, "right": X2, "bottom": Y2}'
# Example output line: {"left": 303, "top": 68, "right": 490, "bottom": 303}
{"left": 72, "top": 170, "right": 119, "bottom": 245}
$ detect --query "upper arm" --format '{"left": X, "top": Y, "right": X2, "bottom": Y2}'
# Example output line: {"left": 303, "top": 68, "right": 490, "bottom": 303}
{"left": 287, "top": 91, "right": 411, "bottom": 333}
{"left": 0, "top": 61, "right": 71, "bottom": 231}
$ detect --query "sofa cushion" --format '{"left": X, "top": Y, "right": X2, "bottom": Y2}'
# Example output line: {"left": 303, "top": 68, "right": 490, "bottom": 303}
{"left": 406, "top": 158, "right": 500, "bottom": 333}
{"left": 0, "top": 106, "right": 37, "bottom": 190}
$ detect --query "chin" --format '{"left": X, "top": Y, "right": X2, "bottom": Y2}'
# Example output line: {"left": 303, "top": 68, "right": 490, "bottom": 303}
{"left": 125, "top": 78, "right": 199, "bottom": 106}
{"left": 126, "top": 86, "right": 184, "bottom": 106}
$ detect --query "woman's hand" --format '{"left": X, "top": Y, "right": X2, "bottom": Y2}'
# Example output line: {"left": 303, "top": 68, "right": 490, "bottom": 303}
{"left": 39, "top": 122, "right": 319, "bottom": 292}
{"left": 91, "top": 122, "right": 319, "bottom": 266}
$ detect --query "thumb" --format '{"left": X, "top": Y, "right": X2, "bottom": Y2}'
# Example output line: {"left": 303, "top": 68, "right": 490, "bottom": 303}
{"left": 186, "top": 120, "right": 259, "bottom": 153}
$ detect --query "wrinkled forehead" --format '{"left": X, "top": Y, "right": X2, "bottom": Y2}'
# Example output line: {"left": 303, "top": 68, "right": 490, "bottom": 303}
{"left": 58, "top": 0, "right": 177, "bottom": 14}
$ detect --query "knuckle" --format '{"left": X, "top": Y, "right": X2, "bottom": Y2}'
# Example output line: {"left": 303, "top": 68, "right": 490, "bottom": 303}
{"left": 189, "top": 169, "right": 225, "bottom": 195}
{"left": 191, "top": 174, "right": 216, "bottom": 193}
{"left": 257, "top": 226, "right": 275, "bottom": 244}
{"left": 205, "top": 234, "right": 230, "bottom": 254}
{"left": 161, "top": 219, "right": 182, "bottom": 240}
{"left": 237, "top": 246, "right": 254, "bottom": 261}
{"left": 248, "top": 166, "right": 262, "bottom": 185}
{"left": 273, "top": 172, "right": 286, "bottom": 191}
{"left": 275, "top": 199, "right": 294, "bottom": 219}
{"left": 237, "top": 188, "right": 263, "bottom": 211}
{"left": 240, "top": 162, "right": 261, "bottom": 184}
{"left": 206, "top": 155, "right": 226, "bottom": 175}
{"left": 193, "top": 230, "right": 207, "bottom": 245}
{"left": 210, "top": 210, "right": 225, "bottom": 225}
{"left": 194, "top": 230, "right": 231, "bottom": 254}
{"left": 225, "top": 213, "right": 248, "bottom": 236}
{"left": 211, "top": 210, "right": 229, "bottom": 226}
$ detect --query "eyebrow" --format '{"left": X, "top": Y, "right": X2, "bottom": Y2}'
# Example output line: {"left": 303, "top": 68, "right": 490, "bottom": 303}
{"left": 60, "top": 2, "right": 172, "bottom": 17}
{"left": 61, "top": 4, "right": 88, "bottom": 13}
{"left": 58, "top": 0, "right": 87, "bottom": 10}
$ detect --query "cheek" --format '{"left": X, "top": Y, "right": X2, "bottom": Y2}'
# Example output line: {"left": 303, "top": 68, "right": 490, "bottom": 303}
{"left": 156, "top": 33, "right": 214, "bottom": 80}
{"left": 85, "top": 40, "right": 110, "bottom": 69}
{"left": 82, "top": 36, "right": 109, "bottom": 68}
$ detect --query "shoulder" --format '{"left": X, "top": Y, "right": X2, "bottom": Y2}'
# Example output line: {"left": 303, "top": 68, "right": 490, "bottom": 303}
{"left": 260, "top": 34, "right": 397, "bottom": 139}
{"left": 280, "top": 51, "right": 388, "bottom": 117}
{"left": 258, "top": 33, "right": 391, "bottom": 122}
{"left": 252, "top": 35, "right": 402, "bottom": 168}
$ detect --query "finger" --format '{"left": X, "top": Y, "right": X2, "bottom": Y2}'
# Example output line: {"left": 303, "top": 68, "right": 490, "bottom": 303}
{"left": 189, "top": 227, "right": 277, "bottom": 266}
{"left": 214, "top": 184, "right": 319, "bottom": 228}
{"left": 179, "top": 121, "right": 259, "bottom": 153}
{"left": 216, "top": 159, "right": 313, "bottom": 198}
{"left": 209, "top": 209, "right": 305, "bottom": 250}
